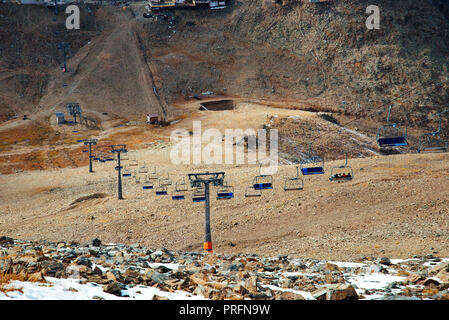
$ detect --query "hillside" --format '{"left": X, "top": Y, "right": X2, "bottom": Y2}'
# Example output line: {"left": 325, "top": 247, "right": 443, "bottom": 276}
{"left": 1, "top": 2, "right": 449, "bottom": 302}
{"left": 0, "top": 1, "right": 449, "bottom": 125}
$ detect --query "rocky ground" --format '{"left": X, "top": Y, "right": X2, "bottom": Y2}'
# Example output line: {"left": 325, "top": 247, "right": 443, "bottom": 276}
{"left": 1, "top": 236, "right": 449, "bottom": 300}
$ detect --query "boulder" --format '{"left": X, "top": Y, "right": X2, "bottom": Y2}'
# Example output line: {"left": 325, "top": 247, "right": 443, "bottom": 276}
{"left": 244, "top": 276, "right": 258, "bottom": 294}
{"left": 106, "top": 271, "right": 118, "bottom": 281}
{"left": 312, "top": 288, "right": 327, "bottom": 300}
{"left": 193, "top": 284, "right": 211, "bottom": 298}
{"left": 327, "top": 284, "right": 359, "bottom": 300}
{"left": 430, "top": 262, "right": 449, "bottom": 275}
{"left": 438, "top": 293, "right": 449, "bottom": 300}
{"left": 90, "top": 238, "right": 102, "bottom": 247}
{"left": 149, "top": 271, "right": 170, "bottom": 284}
{"left": 274, "top": 291, "right": 305, "bottom": 300}
{"left": 157, "top": 265, "right": 172, "bottom": 274}
{"left": 407, "top": 273, "right": 426, "bottom": 284}
{"left": 0, "top": 236, "right": 14, "bottom": 245}
{"left": 152, "top": 294, "right": 169, "bottom": 300}
{"left": 437, "top": 268, "right": 449, "bottom": 283}
{"left": 324, "top": 263, "right": 340, "bottom": 272}
{"left": 75, "top": 256, "right": 92, "bottom": 268}
{"left": 312, "top": 284, "right": 359, "bottom": 300}
{"left": 27, "top": 271, "right": 46, "bottom": 282}
{"left": 103, "top": 281, "right": 122, "bottom": 296}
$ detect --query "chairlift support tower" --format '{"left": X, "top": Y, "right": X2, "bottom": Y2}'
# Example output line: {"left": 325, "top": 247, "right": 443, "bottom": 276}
{"left": 66, "top": 103, "right": 82, "bottom": 124}
{"left": 188, "top": 172, "right": 225, "bottom": 254}
{"left": 58, "top": 41, "right": 71, "bottom": 72}
{"left": 83, "top": 138, "right": 97, "bottom": 173}
{"left": 111, "top": 144, "right": 128, "bottom": 200}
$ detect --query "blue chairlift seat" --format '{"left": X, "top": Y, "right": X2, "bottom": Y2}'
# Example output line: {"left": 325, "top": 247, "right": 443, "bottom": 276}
{"left": 377, "top": 137, "right": 408, "bottom": 147}
{"left": 122, "top": 173, "right": 132, "bottom": 177}
{"left": 253, "top": 183, "right": 272, "bottom": 190}
{"left": 376, "top": 106, "right": 408, "bottom": 148}
{"left": 192, "top": 196, "right": 206, "bottom": 203}
{"left": 172, "top": 195, "right": 185, "bottom": 200}
{"left": 301, "top": 167, "right": 324, "bottom": 175}
{"left": 142, "top": 185, "right": 153, "bottom": 190}
{"left": 156, "top": 190, "right": 168, "bottom": 196}
{"left": 82, "top": 150, "right": 88, "bottom": 153}
{"left": 217, "top": 191, "right": 234, "bottom": 200}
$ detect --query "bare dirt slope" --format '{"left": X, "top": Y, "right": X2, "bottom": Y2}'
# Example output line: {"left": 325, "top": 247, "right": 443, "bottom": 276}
{"left": 39, "top": 7, "right": 171, "bottom": 120}
{"left": 0, "top": 102, "right": 448, "bottom": 261}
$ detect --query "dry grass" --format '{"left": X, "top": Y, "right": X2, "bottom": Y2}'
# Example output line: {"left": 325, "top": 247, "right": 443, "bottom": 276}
{"left": 0, "top": 120, "right": 57, "bottom": 149}
{"left": 0, "top": 271, "right": 26, "bottom": 296}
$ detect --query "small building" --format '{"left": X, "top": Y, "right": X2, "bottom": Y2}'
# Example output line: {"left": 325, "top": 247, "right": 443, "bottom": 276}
{"left": 56, "top": 112, "right": 65, "bottom": 125}
{"left": 147, "top": 113, "right": 160, "bottom": 124}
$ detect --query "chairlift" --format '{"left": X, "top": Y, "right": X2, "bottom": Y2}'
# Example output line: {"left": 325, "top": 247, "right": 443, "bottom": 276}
{"left": 252, "top": 162, "right": 273, "bottom": 190}
{"left": 142, "top": 175, "right": 154, "bottom": 190}
{"left": 172, "top": 189, "right": 185, "bottom": 201}
{"left": 175, "top": 177, "right": 188, "bottom": 192}
{"left": 154, "top": 179, "right": 168, "bottom": 195}
{"left": 129, "top": 154, "right": 138, "bottom": 166}
{"left": 122, "top": 167, "right": 132, "bottom": 177}
{"left": 329, "top": 154, "right": 353, "bottom": 182}
{"left": 82, "top": 149, "right": 88, "bottom": 153}
{"left": 244, "top": 186, "right": 261, "bottom": 198}
{"left": 160, "top": 173, "right": 172, "bottom": 186}
{"left": 148, "top": 166, "right": 159, "bottom": 180}
{"left": 155, "top": 185, "right": 168, "bottom": 196}
{"left": 142, "top": 184, "right": 153, "bottom": 190}
{"left": 192, "top": 187, "right": 206, "bottom": 203}
{"left": 121, "top": 152, "right": 129, "bottom": 161}
{"left": 134, "top": 171, "right": 141, "bottom": 183}
{"left": 98, "top": 154, "right": 106, "bottom": 163}
{"left": 376, "top": 105, "right": 408, "bottom": 148}
{"left": 417, "top": 113, "right": 448, "bottom": 153}
{"left": 138, "top": 162, "right": 149, "bottom": 173}
{"left": 284, "top": 166, "right": 304, "bottom": 191}
{"left": 217, "top": 182, "right": 234, "bottom": 200}
{"left": 170, "top": 177, "right": 188, "bottom": 200}
{"left": 300, "top": 146, "right": 325, "bottom": 175}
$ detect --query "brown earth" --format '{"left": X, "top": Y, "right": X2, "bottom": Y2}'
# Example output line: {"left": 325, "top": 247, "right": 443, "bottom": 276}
{"left": 2, "top": 1, "right": 449, "bottom": 128}
{"left": 0, "top": 101, "right": 448, "bottom": 262}
{"left": 1, "top": 1, "right": 449, "bottom": 261}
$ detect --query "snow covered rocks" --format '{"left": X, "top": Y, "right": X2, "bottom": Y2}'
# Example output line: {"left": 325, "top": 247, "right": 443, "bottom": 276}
{"left": 1, "top": 238, "right": 449, "bottom": 300}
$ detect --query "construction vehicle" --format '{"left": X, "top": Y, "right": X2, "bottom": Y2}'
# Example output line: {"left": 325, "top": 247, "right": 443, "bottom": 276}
{"left": 148, "top": 0, "right": 226, "bottom": 11}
